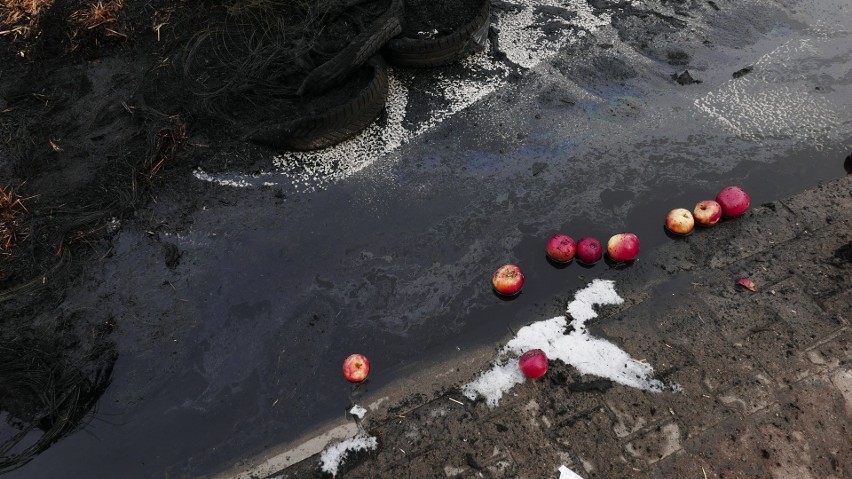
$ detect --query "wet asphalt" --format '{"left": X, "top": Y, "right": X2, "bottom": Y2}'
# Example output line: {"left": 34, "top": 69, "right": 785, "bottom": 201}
{"left": 9, "top": 0, "right": 851, "bottom": 477}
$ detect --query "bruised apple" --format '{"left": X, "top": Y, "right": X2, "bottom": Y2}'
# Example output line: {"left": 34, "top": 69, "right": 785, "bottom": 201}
{"left": 546, "top": 234, "right": 576, "bottom": 263}
{"left": 607, "top": 233, "right": 640, "bottom": 262}
{"left": 665, "top": 208, "right": 695, "bottom": 235}
{"left": 492, "top": 264, "right": 524, "bottom": 296}
{"left": 342, "top": 354, "right": 370, "bottom": 383}
{"left": 693, "top": 200, "right": 722, "bottom": 226}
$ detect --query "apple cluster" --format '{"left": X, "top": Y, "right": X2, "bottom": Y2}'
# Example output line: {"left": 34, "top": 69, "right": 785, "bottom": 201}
{"left": 665, "top": 185, "right": 750, "bottom": 235}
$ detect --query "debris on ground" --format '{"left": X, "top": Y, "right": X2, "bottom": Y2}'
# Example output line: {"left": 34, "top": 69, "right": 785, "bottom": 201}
{"left": 737, "top": 277, "right": 756, "bottom": 291}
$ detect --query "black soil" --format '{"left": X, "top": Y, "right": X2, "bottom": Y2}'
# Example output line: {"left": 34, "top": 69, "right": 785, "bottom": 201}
{"left": 401, "top": 0, "right": 482, "bottom": 37}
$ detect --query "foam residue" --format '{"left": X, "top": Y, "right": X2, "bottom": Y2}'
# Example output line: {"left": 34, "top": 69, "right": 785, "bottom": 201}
{"left": 349, "top": 405, "right": 367, "bottom": 419}
{"left": 559, "top": 465, "right": 585, "bottom": 479}
{"left": 694, "top": 35, "right": 845, "bottom": 146}
{"left": 193, "top": 0, "right": 613, "bottom": 190}
{"left": 318, "top": 433, "right": 378, "bottom": 477}
{"left": 495, "top": 0, "right": 610, "bottom": 69}
{"left": 463, "top": 280, "right": 669, "bottom": 407}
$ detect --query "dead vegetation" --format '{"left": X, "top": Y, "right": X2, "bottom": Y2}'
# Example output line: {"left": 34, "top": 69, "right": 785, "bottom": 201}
{"left": 140, "top": 112, "right": 188, "bottom": 185}
{"left": 0, "top": 0, "right": 53, "bottom": 40}
{"left": 67, "top": 0, "right": 127, "bottom": 49}
{"left": 0, "top": 185, "right": 29, "bottom": 253}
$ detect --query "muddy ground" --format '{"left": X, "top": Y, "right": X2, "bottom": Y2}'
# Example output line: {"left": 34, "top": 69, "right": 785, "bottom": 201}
{"left": 0, "top": 0, "right": 850, "bottom": 477}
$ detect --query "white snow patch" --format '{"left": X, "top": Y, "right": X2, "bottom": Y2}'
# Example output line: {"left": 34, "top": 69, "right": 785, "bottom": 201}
{"left": 349, "top": 405, "right": 367, "bottom": 419}
{"left": 319, "top": 433, "right": 378, "bottom": 477}
{"left": 463, "top": 280, "right": 671, "bottom": 407}
{"left": 559, "top": 464, "right": 585, "bottom": 479}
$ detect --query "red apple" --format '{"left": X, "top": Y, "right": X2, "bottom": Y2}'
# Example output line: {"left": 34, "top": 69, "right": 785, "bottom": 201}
{"left": 693, "top": 200, "right": 722, "bottom": 226}
{"left": 716, "top": 186, "right": 750, "bottom": 217}
{"left": 576, "top": 237, "right": 602, "bottom": 265}
{"left": 607, "top": 233, "right": 640, "bottom": 262}
{"left": 546, "top": 234, "right": 576, "bottom": 263}
{"left": 492, "top": 264, "right": 524, "bottom": 296}
{"left": 518, "top": 349, "right": 548, "bottom": 378}
{"left": 665, "top": 208, "right": 695, "bottom": 235}
{"left": 342, "top": 354, "right": 370, "bottom": 383}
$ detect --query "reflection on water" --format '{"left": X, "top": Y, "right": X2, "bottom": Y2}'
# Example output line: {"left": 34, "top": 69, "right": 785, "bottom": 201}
{"left": 0, "top": 317, "right": 115, "bottom": 473}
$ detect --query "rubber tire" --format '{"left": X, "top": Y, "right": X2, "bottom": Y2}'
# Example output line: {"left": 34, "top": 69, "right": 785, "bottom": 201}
{"left": 297, "top": 0, "right": 402, "bottom": 96}
{"left": 250, "top": 56, "right": 389, "bottom": 151}
{"left": 383, "top": 0, "right": 491, "bottom": 68}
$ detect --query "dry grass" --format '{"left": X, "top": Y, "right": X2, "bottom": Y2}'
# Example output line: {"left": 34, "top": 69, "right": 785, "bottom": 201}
{"left": 140, "top": 113, "right": 187, "bottom": 185}
{"left": 0, "top": 185, "right": 29, "bottom": 252}
{"left": 67, "top": 0, "right": 127, "bottom": 48}
{"left": 0, "top": 0, "right": 54, "bottom": 40}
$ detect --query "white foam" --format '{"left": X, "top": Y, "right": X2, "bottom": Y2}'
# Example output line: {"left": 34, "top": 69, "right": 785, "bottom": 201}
{"left": 463, "top": 280, "right": 670, "bottom": 407}
{"left": 318, "top": 433, "right": 378, "bottom": 476}
{"left": 349, "top": 405, "right": 367, "bottom": 419}
{"left": 559, "top": 465, "right": 585, "bottom": 479}
{"left": 694, "top": 35, "right": 845, "bottom": 147}
{"left": 194, "top": 0, "right": 612, "bottom": 190}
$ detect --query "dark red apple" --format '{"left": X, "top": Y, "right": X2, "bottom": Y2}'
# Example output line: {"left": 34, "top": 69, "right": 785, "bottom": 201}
{"left": 607, "top": 233, "right": 640, "bottom": 262}
{"left": 519, "top": 349, "right": 548, "bottom": 378}
{"left": 546, "top": 234, "right": 576, "bottom": 263}
{"left": 716, "top": 186, "right": 750, "bottom": 217}
{"left": 492, "top": 264, "right": 524, "bottom": 296}
{"left": 576, "top": 237, "right": 602, "bottom": 265}
{"left": 342, "top": 354, "right": 370, "bottom": 383}
{"left": 693, "top": 200, "right": 722, "bottom": 226}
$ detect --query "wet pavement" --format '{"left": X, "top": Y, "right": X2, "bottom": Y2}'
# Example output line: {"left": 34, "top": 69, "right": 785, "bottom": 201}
{"left": 274, "top": 173, "right": 852, "bottom": 478}
{"left": 7, "top": 0, "right": 851, "bottom": 477}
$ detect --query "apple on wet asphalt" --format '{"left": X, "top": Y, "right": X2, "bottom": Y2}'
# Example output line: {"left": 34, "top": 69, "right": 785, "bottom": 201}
{"left": 576, "top": 237, "right": 603, "bottom": 265}
{"left": 342, "top": 354, "right": 371, "bottom": 383}
{"left": 693, "top": 200, "right": 722, "bottom": 226}
{"left": 546, "top": 234, "right": 576, "bottom": 263}
{"left": 492, "top": 264, "right": 524, "bottom": 296}
{"left": 716, "top": 186, "right": 750, "bottom": 217}
{"left": 665, "top": 208, "right": 695, "bottom": 235}
{"left": 607, "top": 233, "right": 640, "bottom": 262}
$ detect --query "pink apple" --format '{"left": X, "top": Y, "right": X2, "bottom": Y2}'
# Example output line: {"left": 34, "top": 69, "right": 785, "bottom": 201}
{"left": 716, "top": 186, "right": 750, "bottom": 217}
{"left": 607, "top": 233, "right": 640, "bottom": 262}
{"left": 665, "top": 208, "right": 695, "bottom": 235}
{"left": 342, "top": 354, "right": 370, "bottom": 383}
{"left": 693, "top": 200, "right": 722, "bottom": 226}
{"left": 518, "top": 349, "right": 548, "bottom": 378}
{"left": 492, "top": 264, "right": 524, "bottom": 296}
{"left": 576, "top": 237, "right": 602, "bottom": 265}
{"left": 546, "top": 234, "right": 576, "bottom": 263}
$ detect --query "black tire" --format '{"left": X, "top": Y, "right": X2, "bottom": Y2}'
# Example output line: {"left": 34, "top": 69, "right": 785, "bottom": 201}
{"left": 250, "top": 56, "right": 389, "bottom": 151}
{"left": 383, "top": 0, "right": 491, "bottom": 68}
{"left": 297, "top": 0, "right": 403, "bottom": 96}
